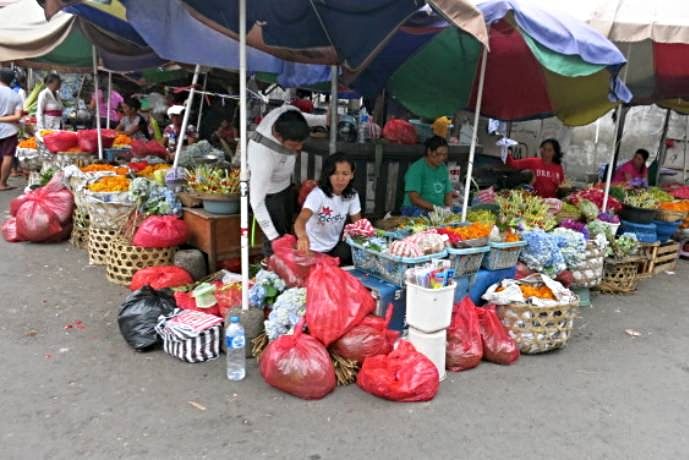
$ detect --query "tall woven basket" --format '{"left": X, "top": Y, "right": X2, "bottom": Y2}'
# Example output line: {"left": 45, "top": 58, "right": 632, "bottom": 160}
{"left": 88, "top": 227, "right": 117, "bottom": 265}
{"left": 106, "top": 237, "right": 176, "bottom": 286}
{"left": 598, "top": 256, "right": 643, "bottom": 294}
{"left": 69, "top": 207, "right": 90, "bottom": 249}
{"left": 569, "top": 241, "right": 604, "bottom": 288}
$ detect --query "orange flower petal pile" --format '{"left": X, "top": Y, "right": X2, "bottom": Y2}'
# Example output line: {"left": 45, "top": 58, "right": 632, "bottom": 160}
{"left": 18, "top": 138, "right": 37, "bottom": 149}
{"left": 87, "top": 175, "right": 130, "bottom": 192}
{"left": 80, "top": 164, "right": 129, "bottom": 175}
{"left": 659, "top": 201, "right": 689, "bottom": 212}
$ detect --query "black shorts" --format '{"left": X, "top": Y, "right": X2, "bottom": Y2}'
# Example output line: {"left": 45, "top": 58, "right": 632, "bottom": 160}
{"left": 0, "top": 134, "right": 17, "bottom": 158}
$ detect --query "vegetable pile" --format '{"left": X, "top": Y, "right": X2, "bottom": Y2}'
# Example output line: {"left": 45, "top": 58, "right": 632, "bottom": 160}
{"left": 496, "top": 190, "right": 556, "bottom": 231}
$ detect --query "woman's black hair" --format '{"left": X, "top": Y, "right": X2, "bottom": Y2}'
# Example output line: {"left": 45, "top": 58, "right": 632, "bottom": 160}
{"left": 274, "top": 109, "right": 310, "bottom": 142}
{"left": 318, "top": 153, "right": 356, "bottom": 199}
{"left": 124, "top": 96, "right": 141, "bottom": 111}
{"left": 540, "top": 138, "right": 563, "bottom": 165}
{"left": 44, "top": 73, "right": 61, "bottom": 86}
{"left": 635, "top": 148, "right": 650, "bottom": 161}
{"left": 424, "top": 135, "right": 449, "bottom": 156}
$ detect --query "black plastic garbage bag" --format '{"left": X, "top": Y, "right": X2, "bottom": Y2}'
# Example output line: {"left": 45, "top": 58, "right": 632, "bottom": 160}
{"left": 118, "top": 286, "right": 176, "bottom": 350}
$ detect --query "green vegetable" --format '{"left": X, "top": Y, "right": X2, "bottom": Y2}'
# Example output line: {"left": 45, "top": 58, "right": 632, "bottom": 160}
{"left": 467, "top": 209, "right": 496, "bottom": 226}
{"left": 578, "top": 199, "right": 599, "bottom": 222}
{"left": 647, "top": 187, "right": 673, "bottom": 203}
{"left": 624, "top": 190, "right": 658, "bottom": 209}
{"left": 611, "top": 233, "right": 639, "bottom": 259}
{"left": 496, "top": 190, "right": 556, "bottom": 230}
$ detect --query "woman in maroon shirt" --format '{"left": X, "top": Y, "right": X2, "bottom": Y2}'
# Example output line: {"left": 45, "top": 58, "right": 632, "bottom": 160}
{"left": 506, "top": 138, "right": 565, "bottom": 198}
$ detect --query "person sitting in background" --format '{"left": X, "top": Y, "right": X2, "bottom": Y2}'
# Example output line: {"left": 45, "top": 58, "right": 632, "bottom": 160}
{"left": 116, "top": 97, "right": 148, "bottom": 140}
{"left": 139, "top": 98, "right": 162, "bottom": 143}
{"left": 36, "top": 73, "right": 63, "bottom": 131}
{"left": 401, "top": 135, "right": 453, "bottom": 216}
{"left": 163, "top": 105, "right": 197, "bottom": 153}
{"left": 612, "top": 148, "right": 649, "bottom": 187}
{"left": 505, "top": 138, "right": 565, "bottom": 198}
{"left": 294, "top": 153, "right": 361, "bottom": 266}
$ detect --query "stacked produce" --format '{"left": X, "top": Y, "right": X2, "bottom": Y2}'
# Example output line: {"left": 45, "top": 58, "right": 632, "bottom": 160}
{"left": 496, "top": 190, "right": 556, "bottom": 230}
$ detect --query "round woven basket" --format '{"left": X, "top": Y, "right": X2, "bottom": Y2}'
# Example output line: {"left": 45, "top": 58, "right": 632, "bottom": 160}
{"left": 88, "top": 227, "right": 117, "bottom": 265}
{"left": 497, "top": 300, "right": 579, "bottom": 354}
{"left": 105, "top": 237, "right": 175, "bottom": 286}
{"left": 69, "top": 208, "right": 91, "bottom": 249}
{"left": 598, "top": 256, "right": 642, "bottom": 294}
{"left": 569, "top": 242, "right": 604, "bottom": 288}
{"left": 84, "top": 196, "right": 135, "bottom": 231}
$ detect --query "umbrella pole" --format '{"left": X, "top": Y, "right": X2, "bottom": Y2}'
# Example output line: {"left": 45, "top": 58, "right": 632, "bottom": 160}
{"left": 329, "top": 65, "right": 338, "bottom": 155}
{"left": 106, "top": 71, "right": 112, "bottom": 129}
{"left": 196, "top": 72, "right": 208, "bottom": 133}
{"left": 684, "top": 115, "right": 689, "bottom": 184}
{"left": 654, "top": 108, "right": 672, "bottom": 185}
{"left": 92, "top": 46, "right": 103, "bottom": 161}
{"left": 239, "top": 0, "right": 250, "bottom": 311}
{"left": 172, "top": 65, "right": 201, "bottom": 170}
{"left": 461, "top": 47, "right": 488, "bottom": 222}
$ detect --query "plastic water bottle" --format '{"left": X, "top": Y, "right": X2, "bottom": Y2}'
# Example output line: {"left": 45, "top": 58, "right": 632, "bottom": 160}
{"left": 358, "top": 107, "right": 369, "bottom": 143}
{"left": 225, "top": 316, "right": 246, "bottom": 381}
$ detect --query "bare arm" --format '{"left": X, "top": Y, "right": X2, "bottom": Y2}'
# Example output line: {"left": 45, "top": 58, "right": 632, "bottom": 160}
{"left": 0, "top": 107, "right": 22, "bottom": 123}
{"left": 408, "top": 191, "right": 436, "bottom": 211}
{"left": 294, "top": 208, "right": 313, "bottom": 254}
{"left": 444, "top": 192, "right": 454, "bottom": 207}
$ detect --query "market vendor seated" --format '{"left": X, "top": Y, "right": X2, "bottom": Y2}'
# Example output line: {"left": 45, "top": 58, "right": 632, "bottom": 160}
{"left": 116, "top": 97, "right": 149, "bottom": 140}
{"left": 612, "top": 148, "right": 649, "bottom": 187}
{"left": 505, "top": 138, "right": 565, "bottom": 198}
{"left": 294, "top": 153, "right": 361, "bottom": 266}
{"left": 401, "top": 136, "right": 453, "bottom": 216}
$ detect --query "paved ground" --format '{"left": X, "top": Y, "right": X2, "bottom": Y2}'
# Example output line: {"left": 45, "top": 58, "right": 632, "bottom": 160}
{"left": 1, "top": 176, "right": 689, "bottom": 460}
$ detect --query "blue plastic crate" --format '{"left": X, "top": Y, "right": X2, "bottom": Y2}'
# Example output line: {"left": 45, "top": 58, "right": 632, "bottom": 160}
{"left": 347, "top": 269, "right": 406, "bottom": 332}
{"left": 447, "top": 245, "right": 490, "bottom": 278}
{"left": 653, "top": 220, "right": 681, "bottom": 242}
{"left": 621, "top": 220, "right": 657, "bottom": 244}
{"left": 482, "top": 240, "right": 527, "bottom": 270}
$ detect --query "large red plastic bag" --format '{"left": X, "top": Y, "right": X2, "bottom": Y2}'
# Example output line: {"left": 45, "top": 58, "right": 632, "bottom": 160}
{"left": 382, "top": 118, "right": 417, "bottom": 144}
{"left": 477, "top": 304, "right": 520, "bottom": 365}
{"left": 10, "top": 193, "right": 30, "bottom": 217}
{"left": 268, "top": 235, "right": 335, "bottom": 287}
{"left": 132, "top": 216, "right": 188, "bottom": 248}
{"left": 306, "top": 259, "right": 376, "bottom": 347}
{"left": 259, "top": 322, "right": 336, "bottom": 400}
{"left": 15, "top": 200, "right": 63, "bottom": 242}
{"left": 77, "top": 129, "right": 116, "bottom": 153}
{"left": 131, "top": 139, "right": 167, "bottom": 158}
{"left": 2, "top": 218, "right": 22, "bottom": 242}
{"left": 34, "top": 174, "right": 74, "bottom": 223}
{"left": 357, "top": 340, "right": 439, "bottom": 402}
{"left": 43, "top": 131, "right": 78, "bottom": 153}
{"left": 129, "top": 266, "right": 193, "bottom": 291}
{"left": 446, "top": 297, "right": 483, "bottom": 372}
{"left": 330, "top": 305, "right": 399, "bottom": 362}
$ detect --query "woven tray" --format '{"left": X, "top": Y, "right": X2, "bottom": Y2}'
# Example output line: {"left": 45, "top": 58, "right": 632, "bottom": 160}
{"left": 598, "top": 257, "right": 642, "bottom": 294}
{"left": 88, "top": 227, "right": 117, "bottom": 265}
{"left": 497, "top": 299, "right": 579, "bottom": 354}
{"left": 106, "top": 237, "right": 175, "bottom": 286}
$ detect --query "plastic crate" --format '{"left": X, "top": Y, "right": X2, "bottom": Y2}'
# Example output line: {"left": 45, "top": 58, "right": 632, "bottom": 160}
{"left": 346, "top": 237, "right": 447, "bottom": 286}
{"left": 653, "top": 220, "right": 681, "bottom": 243}
{"left": 481, "top": 240, "right": 527, "bottom": 270}
{"left": 621, "top": 220, "right": 657, "bottom": 244}
{"left": 447, "top": 245, "right": 489, "bottom": 278}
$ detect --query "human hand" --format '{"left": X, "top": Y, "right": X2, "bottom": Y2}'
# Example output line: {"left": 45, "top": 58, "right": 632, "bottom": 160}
{"left": 296, "top": 235, "right": 311, "bottom": 255}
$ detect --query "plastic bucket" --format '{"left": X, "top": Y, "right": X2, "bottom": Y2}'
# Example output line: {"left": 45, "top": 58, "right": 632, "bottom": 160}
{"left": 408, "top": 327, "right": 447, "bottom": 381}
{"left": 406, "top": 282, "right": 456, "bottom": 333}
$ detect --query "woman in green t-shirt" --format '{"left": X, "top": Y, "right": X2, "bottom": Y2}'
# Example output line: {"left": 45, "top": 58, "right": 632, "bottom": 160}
{"left": 401, "top": 136, "right": 453, "bottom": 216}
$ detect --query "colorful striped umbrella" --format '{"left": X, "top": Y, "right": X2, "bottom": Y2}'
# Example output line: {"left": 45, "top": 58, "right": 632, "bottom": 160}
{"left": 352, "top": 0, "right": 632, "bottom": 126}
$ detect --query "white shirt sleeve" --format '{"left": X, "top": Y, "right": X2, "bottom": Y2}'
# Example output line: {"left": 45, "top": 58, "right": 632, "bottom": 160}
{"left": 249, "top": 141, "right": 280, "bottom": 241}
{"left": 36, "top": 89, "right": 47, "bottom": 130}
{"left": 302, "top": 188, "right": 322, "bottom": 213}
{"left": 349, "top": 192, "right": 362, "bottom": 216}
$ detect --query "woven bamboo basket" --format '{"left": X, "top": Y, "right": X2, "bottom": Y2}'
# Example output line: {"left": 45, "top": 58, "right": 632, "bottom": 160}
{"left": 69, "top": 208, "right": 91, "bottom": 249}
{"left": 569, "top": 242, "right": 604, "bottom": 288}
{"left": 636, "top": 242, "right": 660, "bottom": 280}
{"left": 598, "top": 256, "right": 643, "bottom": 294}
{"left": 497, "top": 299, "right": 579, "bottom": 354}
{"left": 105, "top": 237, "right": 175, "bottom": 286}
{"left": 88, "top": 227, "right": 118, "bottom": 265}
{"left": 656, "top": 209, "right": 687, "bottom": 223}
{"left": 84, "top": 195, "right": 135, "bottom": 231}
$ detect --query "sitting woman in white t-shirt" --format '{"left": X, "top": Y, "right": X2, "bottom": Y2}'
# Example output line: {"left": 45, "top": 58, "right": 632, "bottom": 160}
{"left": 294, "top": 153, "right": 361, "bottom": 266}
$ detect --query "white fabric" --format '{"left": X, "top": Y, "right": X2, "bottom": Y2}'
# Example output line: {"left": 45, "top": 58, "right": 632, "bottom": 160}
{"left": 303, "top": 187, "right": 361, "bottom": 252}
{"left": 249, "top": 105, "right": 302, "bottom": 241}
{"left": 36, "top": 88, "right": 63, "bottom": 130}
{"left": 0, "top": 86, "right": 22, "bottom": 139}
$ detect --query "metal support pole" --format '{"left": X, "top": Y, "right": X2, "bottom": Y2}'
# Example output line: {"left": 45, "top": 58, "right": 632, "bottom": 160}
{"left": 92, "top": 46, "right": 103, "bottom": 160}
{"left": 329, "top": 65, "right": 338, "bottom": 155}
{"left": 196, "top": 72, "right": 208, "bottom": 133}
{"left": 239, "top": 0, "right": 250, "bottom": 311}
{"left": 172, "top": 65, "right": 201, "bottom": 169}
{"left": 106, "top": 71, "right": 112, "bottom": 129}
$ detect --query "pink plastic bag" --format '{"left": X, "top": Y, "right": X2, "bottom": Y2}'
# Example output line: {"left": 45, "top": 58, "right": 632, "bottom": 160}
{"left": 306, "top": 259, "right": 376, "bottom": 347}
{"left": 357, "top": 340, "right": 439, "bottom": 402}
{"left": 477, "top": 304, "right": 520, "bottom": 365}
{"left": 133, "top": 216, "right": 188, "bottom": 248}
{"left": 330, "top": 305, "right": 400, "bottom": 363}
{"left": 446, "top": 297, "right": 483, "bottom": 372}
{"left": 13, "top": 174, "right": 74, "bottom": 242}
{"left": 267, "top": 235, "right": 335, "bottom": 287}
{"left": 2, "top": 217, "right": 22, "bottom": 242}
{"left": 77, "top": 129, "right": 116, "bottom": 153}
{"left": 15, "top": 201, "right": 63, "bottom": 242}
{"left": 43, "top": 131, "right": 78, "bottom": 153}
{"left": 382, "top": 118, "right": 417, "bottom": 144}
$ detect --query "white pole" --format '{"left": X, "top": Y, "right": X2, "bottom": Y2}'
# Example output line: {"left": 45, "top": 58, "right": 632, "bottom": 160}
{"left": 172, "top": 65, "right": 201, "bottom": 169}
{"left": 106, "top": 71, "right": 112, "bottom": 129}
{"left": 196, "top": 72, "right": 208, "bottom": 133}
{"left": 461, "top": 47, "right": 488, "bottom": 222}
{"left": 603, "top": 44, "right": 631, "bottom": 212}
{"left": 239, "top": 0, "right": 250, "bottom": 311}
{"left": 329, "top": 65, "right": 338, "bottom": 155}
{"left": 92, "top": 46, "right": 103, "bottom": 160}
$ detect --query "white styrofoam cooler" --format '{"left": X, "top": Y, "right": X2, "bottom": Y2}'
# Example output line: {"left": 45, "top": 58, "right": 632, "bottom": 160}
{"left": 406, "top": 282, "right": 456, "bottom": 333}
{"left": 408, "top": 327, "right": 447, "bottom": 381}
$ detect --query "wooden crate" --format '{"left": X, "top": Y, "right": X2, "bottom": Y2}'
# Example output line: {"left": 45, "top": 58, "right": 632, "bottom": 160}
{"left": 652, "top": 241, "right": 680, "bottom": 274}
{"left": 636, "top": 242, "right": 660, "bottom": 280}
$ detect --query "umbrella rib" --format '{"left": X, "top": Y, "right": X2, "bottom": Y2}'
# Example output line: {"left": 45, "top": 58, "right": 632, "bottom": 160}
{"left": 307, "top": 0, "right": 340, "bottom": 62}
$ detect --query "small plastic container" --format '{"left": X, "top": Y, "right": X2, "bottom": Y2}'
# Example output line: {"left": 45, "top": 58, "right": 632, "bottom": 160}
{"left": 406, "top": 281, "right": 456, "bottom": 333}
{"left": 447, "top": 245, "right": 489, "bottom": 278}
{"left": 407, "top": 327, "right": 447, "bottom": 381}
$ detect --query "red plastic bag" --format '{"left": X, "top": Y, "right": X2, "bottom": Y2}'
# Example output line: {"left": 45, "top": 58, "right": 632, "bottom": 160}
{"left": 131, "top": 139, "right": 167, "bottom": 158}
{"left": 357, "top": 340, "right": 439, "bottom": 402}
{"left": 267, "top": 235, "right": 335, "bottom": 287}
{"left": 129, "top": 266, "right": 193, "bottom": 291}
{"left": 446, "top": 297, "right": 483, "bottom": 372}
{"left": 297, "top": 180, "right": 318, "bottom": 207}
{"left": 259, "top": 321, "right": 336, "bottom": 400}
{"left": 43, "top": 131, "right": 78, "bottom": 153}
{"left": 382, "top": 118, "right": 417, "bottom": 144}
{"left": 2, "top": 218, "right": 22, "bottom": 242}
{"left": 133, "top": 216, "right": 188, "bottom": 248}
{"left": 173, "top": 290, "right": 221, "bottom": 318}
{"left": 330, "top": 305, "right": 400, "bottom": 362}
{"left": 477, "top": 304, "right": 520, "bottom": 365}
{"left": 15, "top": 200, "right": 63, "bottom": 242}
{"left": 306, "top": 259, "right": 376, "bottom": 347}
{"left": 215, "top": 283, "right": 242, "bottom": 319}
{"left": 77, "top": 129, "right": 116, "bottom": 153}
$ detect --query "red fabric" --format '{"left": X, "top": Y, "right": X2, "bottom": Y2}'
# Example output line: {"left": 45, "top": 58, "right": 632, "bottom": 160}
{"left": 477, "top": 305, "right": 520, "bottom": 365}
{"left": 305, "top": 259, "right": 376, "bottom": 347}
{"left": 132, "top": 216, "right": 188, "bottom": 248}
{"left": 2, "top": 218, "right": 21, "bottom": 242}
{"left": 77, "top": 129, "right": 116, "bottom": 153}
{"left": 446, "top": 297, "right": 483, "bottom": 372}
{"left": 653, "top": 43, "right": 689, "bottom": 100}
{"left": 382, "top": 118, "right": 417, "bottom": 144}
{"left": 357, "top": 340, "right": 439, "bottom": 402}
{"left": 43, "top": 131, "right": 78, "bottom": 153}
{"left": 469, "top": 20, "right": 552, "bottom": 121}
{"left": 330, "top": 305, "right": 400, "bottom": 363}
{"left": 506, "top": 155, "right": 564, "bottom": 198}
{"left": 268, "top": 235, "right": 335, "bottom": 287}
{"left": 259, "top": 323, "right": 336, "bottom": 400}
{"left": 129, "top": 266, "right": 193, "bottom": 291}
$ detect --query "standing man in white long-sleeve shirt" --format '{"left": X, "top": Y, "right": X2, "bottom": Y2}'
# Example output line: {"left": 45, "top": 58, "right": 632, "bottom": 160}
{"left": 36, "top": 73, "right": 63, "bottom": 131}
{"left": 248, "top": 104, "right": 310, "bottom": 256}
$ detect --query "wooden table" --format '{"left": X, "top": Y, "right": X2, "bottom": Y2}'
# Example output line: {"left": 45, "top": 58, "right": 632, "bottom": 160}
{"left": 183, "top": 208, "right": 264, "bottom": 273}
